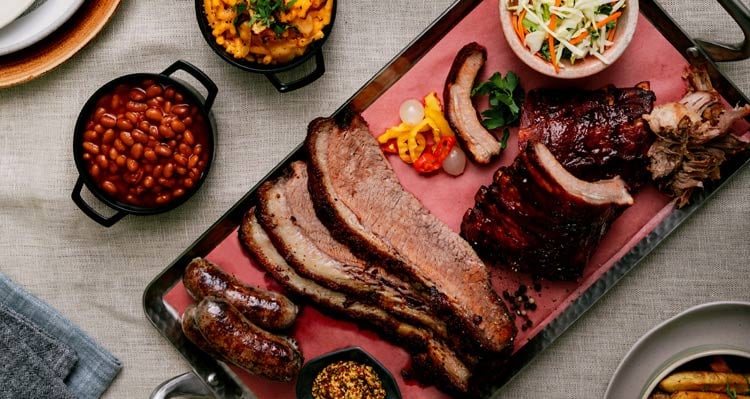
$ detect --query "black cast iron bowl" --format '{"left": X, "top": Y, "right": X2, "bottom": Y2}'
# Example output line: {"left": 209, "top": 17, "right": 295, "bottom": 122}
{"left": 295, "top": 346, "right": 402, "bottom": 399}
{"left": 72, "top": 60, "right": 218, "bottom": 227}
{"left": 195, "top": 0, "right": 337, "bottom": 93}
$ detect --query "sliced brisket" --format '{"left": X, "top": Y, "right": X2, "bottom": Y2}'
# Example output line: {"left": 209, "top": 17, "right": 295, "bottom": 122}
{"left": 305, "top": 112, "right": 516, "bottom": 356}
{"left": 255, "top": 161, "right": 448, "bottom": 338}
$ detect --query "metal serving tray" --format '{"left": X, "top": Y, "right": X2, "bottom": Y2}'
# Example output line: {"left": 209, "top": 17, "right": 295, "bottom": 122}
{"left": 144, "top": 0, "right": 750, "bottom": 397}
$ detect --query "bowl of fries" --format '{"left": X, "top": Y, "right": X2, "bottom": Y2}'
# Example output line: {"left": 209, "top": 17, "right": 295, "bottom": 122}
{"left": 605, "top": 301, "right": 750, "bottom": 399}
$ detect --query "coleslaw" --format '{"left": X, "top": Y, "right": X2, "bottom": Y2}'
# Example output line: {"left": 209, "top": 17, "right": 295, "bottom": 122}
{"left": 506, "top": 0, "right": 626, "bottom": 72}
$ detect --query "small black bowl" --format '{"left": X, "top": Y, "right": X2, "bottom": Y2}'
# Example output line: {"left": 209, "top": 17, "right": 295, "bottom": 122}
{"left": 296, "top": 347, "right": 402, "bottom": 399}
{"left": 71, "top": 60, "right": 218, "bottom": 227}
{"left": 195, "top": 0, "right": 336, "bottom": 93}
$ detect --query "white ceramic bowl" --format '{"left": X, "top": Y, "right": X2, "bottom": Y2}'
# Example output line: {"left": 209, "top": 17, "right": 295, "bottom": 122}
{"left": 499, "top": 0, "right": 640, "bottom": 79}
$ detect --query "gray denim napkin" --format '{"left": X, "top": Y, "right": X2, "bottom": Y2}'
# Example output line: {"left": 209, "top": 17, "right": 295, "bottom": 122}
{"left": 0, "top": 272, "right": 122, "bottom": 399}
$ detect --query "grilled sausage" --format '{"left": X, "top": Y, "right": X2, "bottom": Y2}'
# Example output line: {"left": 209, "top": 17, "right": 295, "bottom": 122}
{"left": 181, "top": 304, "right": 226, "bottom": 361}
{"left": 183, "top": 257, "right": 298, "bottom": 331}
{"left": 194, "top": 297, "right": 303, "bottom": 381}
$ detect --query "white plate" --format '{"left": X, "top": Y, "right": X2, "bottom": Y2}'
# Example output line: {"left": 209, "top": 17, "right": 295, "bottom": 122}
{"left": 605, "top": 301, "right": 750, "bottom": 399}
{"left": 0, "top": 0, "right": 86, "bottom": 56}
{"left": 0, "top": 0, "right": 36, "bottom": 30}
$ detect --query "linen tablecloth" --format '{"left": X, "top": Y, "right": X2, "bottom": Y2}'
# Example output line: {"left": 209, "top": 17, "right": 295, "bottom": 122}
{"left": 0, "top": 0, "right": 748, "bottom": 397}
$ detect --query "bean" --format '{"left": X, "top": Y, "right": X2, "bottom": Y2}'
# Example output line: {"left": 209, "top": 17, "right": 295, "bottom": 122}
{"left": 120, "top": 131, "right": 135, "bottom": 147}
{"left": 108, "top": 163, "right": 118, "bottom": 174}
{"left": 173, "top": 154, "right": 187, "bottom": 167}
{"left": 126, "top": 158, "right": 138, "bottom": 172}
{"left": 143, "top": 175, "right": 155, "bottom": 188}
{"left": 144, "top": 148, "right": 157, "bottom": 162}
{"left": 142, "top": 79, "right": 155, "bottom": 87}
{"left": 82, "top": 142, "right": 100, "bottom": 155}
{"left": 94, "top": 107, "right": 107, "bottom": 121}
{"left": 155, "top": 194, "right": 172, "bottom": 205}
{"left": 82, "top": 153, "right": 92, "bottom": 161}
{"left": 163, "top": 163, "right": 174, "bottom": 178}
{"left": 129, "top": 88, "right": 147, "bottom": 101}
{"left": 131, "top": 129, "right": 148, "bottom": 144}
{"left": 171, "top": 120, "right": 186, "bottom": 134}
{"left": 174, "top": 93, "right": 184, "bottom": 103}
{"left": 164, "top": 101, "right": 172, "bottom": 113}
{"left": 125, "top": 111, "right": 139, "bottom": 124}
{"left": 164, "top": 87, "right": 175, "bottom": 99}
{"left": 100, "top": 114, "right": 117, "bottom": 128}
{"left": 146, "top": 84, "right": 163, "bottom": 98}
{"left": 172, "top": 105, "right": 189, "bottom": 117}
{"left": 158, "top": 124, "right": 174, "bottom": 139}
{"left": 89, "top": 164, "right": 101, "bottom": 179}
{"left": 101, "top": 129, "right": 115, "bottom": 144}
{"left": 113, "top": 139, "right": 126, "bottom": 152}
{"left": 153, "top": 165, "right": 163, "bottom": 178}
{"left": 96, "top": 154, "right": 109, "bottom": 169}
{"left": 110, "top": 95, "right": 121, "bottom": 110}
{"left": 147, "top": 138, "right": 158, "bottom": 148}
{"left": 157, "top": 178, "right": 175, "bottom": 188}
{"left": 101, "top": 181, "right": 118, "bottom": 195}
{"left": 109, "top": 147, "right": 119, "bottom": 160}
{"left": 116, "top": 155, "right": 127, "bottom": 167}
{"left": 130, "top": 143, "right": 144, "bottom": 159}
{"left": 178, "top": 143, "right": 192, "bottom": 156}
{"left": 138, "top": 120, "right": 151, "bottom": 132}
{"left": 155, "top": 144, "right": 172, "bottom": 157}
{"left": 173, "top": 188, "right": 185, "bottom": 197}
{"left": 94, "top": 124, "right": 105, "bottom": 134}
{"left": 145, "top": 108, "right": 162, "bottom": 122}
{"left": 188, "top": 154, "right": 199, "bottom": 168}
{"left": 167, "top": 140, "right": 177, "bottom": 148}
{"left": 176, "top": 166, "right": 187, "bottom": 176}
{"left": 148, "top": 126, "right": 159, "bottom": 139}
{"left": 183, "top": 177, "right": 194, "bottom": 189}
{"left": 182, "top": 131, "right": 195, "bottom": 146}
{"left": 183, "top": 116, "right": 193, "bottom": 126}
{"left": 146, "top": 98, "right": 160, "bottom": 108}
{"left": 116, "top": 118, "right": 133, "bottom": 131}
{"left": 126, "top": 101, "right": 148, "bottom": 112}
{"left": 83, "top": 130, "right": 97, "bottom": 141}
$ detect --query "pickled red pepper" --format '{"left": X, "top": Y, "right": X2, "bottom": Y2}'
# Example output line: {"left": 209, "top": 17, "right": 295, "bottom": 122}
{"left": 377, "top": 92, "right": 456, "bottom": 173}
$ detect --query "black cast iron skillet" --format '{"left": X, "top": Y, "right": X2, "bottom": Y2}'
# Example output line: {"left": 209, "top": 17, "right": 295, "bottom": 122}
{"left": 195, "top": 0, "right": 337, "bottom": 93}
{"left": 71, "top": 60, "right": 218, "bottom": 227}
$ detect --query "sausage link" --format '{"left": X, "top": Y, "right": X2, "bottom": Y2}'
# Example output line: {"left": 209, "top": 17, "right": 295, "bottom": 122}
{"left": 183, "top": 258, "right": 298, "bottom": 331}
{"left": 180, "top": 305, "right": 226, "bottom": 361}
{"left": 194, "top": 297, "right": 302, "bottom": 381}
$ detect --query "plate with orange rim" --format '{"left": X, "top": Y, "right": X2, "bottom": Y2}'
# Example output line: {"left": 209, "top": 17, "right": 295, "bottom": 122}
{"left": 0, "top": 0, "right": 121, "bottom": 89}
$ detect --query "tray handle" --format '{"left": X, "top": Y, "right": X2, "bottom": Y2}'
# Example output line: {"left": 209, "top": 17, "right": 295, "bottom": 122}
{"left": 150, "top": 372, "right": 214, "bottom": 399}
{"left": 693, "top": 0, "right": 750, "bottom": 61}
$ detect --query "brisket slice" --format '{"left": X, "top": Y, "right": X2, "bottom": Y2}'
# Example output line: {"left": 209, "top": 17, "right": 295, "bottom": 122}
{"left": 256, "top": 161, "right": 448, "bottom": 338}
{"left": 518, "top": 84, "right": 655, "bottom": 189}
{"left": 239, "top": 210, "right": 473, "bottom": 395}
{"left": 462, "top": 142, "right": 633, "bottom": 280}
{"left": 305, "top": 112, "right": 515, "bottom": 356}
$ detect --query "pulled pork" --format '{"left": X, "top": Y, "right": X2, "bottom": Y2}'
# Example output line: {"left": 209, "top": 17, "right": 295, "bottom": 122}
{"left": 644, "top": 66, "right": 750, "bottom": 207}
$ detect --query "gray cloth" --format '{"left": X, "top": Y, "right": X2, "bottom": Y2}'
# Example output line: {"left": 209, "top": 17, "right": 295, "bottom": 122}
{"left": 0, "top": 273, "right": 122, "bottom": 399}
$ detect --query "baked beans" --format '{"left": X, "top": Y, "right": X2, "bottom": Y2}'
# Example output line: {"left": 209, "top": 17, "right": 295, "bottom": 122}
{"left": 81, "top": 79, "right": 211, "bottom": 208}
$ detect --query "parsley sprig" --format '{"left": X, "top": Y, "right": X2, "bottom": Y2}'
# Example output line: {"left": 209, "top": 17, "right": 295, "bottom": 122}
{"left": 233, "top": 0, "right": 298, "bottom": 36}
{"left": 471, "top": 71, "right": 524, "bottom": 130}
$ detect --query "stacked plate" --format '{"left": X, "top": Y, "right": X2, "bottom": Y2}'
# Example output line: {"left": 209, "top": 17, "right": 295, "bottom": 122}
{"left": 0, "top": 0, "right": 121, "bottom": 88}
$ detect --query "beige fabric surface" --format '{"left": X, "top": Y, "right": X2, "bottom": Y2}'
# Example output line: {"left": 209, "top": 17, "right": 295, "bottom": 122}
{"left": 0, "top": 0, "right": 748, "bottom": 398}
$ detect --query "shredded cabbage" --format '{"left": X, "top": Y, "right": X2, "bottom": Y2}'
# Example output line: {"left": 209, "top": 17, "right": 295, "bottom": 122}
{"left": 507, "top": 0, "right": 626, "bottom": 69}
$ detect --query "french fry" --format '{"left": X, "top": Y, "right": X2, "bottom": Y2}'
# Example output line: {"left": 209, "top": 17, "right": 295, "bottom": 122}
{"left": 659, "top": 371, "right": 750, "bottom": 393}
{"left": 670, "top": 392, "right": 750, "bottom": 399}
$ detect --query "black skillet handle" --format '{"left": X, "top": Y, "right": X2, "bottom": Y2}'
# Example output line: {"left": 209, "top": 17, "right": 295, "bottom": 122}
{"left": 71, "top": 177, "right": 127, "bottom": 227}
{"left": 265, "top": 50, "right": 325, "bottom": 93}
{"left": 161, "top": 60, "right": 219, "bottom": 111}
{"left": 693, "top": 0, "right": 750, "bottom": 61}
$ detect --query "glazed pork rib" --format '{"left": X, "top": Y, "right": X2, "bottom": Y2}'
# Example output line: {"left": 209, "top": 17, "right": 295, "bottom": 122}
{"left": 305, "top": 112, "right": 516, "bottom": 356}
{"left": 462, "top": 141, "right": 634, "bottom": 280}
{"left": 255, "top": 161, "right": 448, "bottom": 338}
{"left": 239, "top": 210, "right": 473, "bottom": 395}
{"left": 518, "top": 84, "right": 656, "bottom": 188}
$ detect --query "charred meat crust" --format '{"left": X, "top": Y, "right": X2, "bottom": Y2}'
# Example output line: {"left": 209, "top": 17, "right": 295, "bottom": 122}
{"left": 192, "top": 297, "right": 303, "bottom": 382}
{"left": 183, "top": 257, "right": 298, "bottom": 332}
{"left": 444, "top": 42, "right": 502, "bottom": 164}
{"left": 304, "top": 114, "right": 516, "bottom": 357}
{"left": 181, "top": 304, "right": 227, "bottom": 362}
{"left": 462, "top": 142, "right": 632, "bottom": 280}
{"left": 518, "top": 84, "right": 656, "bottom": 188}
